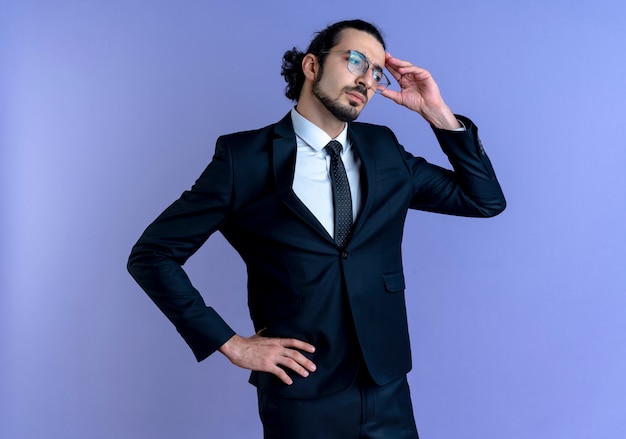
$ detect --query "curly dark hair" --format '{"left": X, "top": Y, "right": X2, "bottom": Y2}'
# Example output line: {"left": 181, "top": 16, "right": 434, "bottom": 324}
{"left": 281, "top": 19, "right": 386, "bottom": 102}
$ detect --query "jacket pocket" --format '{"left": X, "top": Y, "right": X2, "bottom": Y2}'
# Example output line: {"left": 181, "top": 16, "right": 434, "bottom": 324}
{"left": 382, "top": 271, "right": 405, "bottom": 293}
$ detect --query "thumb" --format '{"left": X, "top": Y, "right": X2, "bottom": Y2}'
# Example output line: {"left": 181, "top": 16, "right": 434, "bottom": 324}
{"left": 380, "top": 88, "right": 403, "bottom": 105}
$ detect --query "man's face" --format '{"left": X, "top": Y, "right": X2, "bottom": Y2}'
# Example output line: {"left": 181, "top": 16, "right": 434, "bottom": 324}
{"left": 313, "top": 29, "right": 386, "bottom": 122}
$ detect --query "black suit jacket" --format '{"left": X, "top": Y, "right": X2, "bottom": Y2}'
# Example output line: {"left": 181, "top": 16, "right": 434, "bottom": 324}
{"left": 128, "top": 112, "right": 505, "bottom": 398}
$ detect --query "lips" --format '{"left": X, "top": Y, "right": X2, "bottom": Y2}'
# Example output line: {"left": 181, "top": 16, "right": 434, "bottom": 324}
{"left": 346, "top": 91, "right": 367, "bottom": 105}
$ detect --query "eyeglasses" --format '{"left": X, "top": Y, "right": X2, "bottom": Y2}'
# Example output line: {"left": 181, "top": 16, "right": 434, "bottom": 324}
{"left": 322, "top": 50, "right": 391, "bottom": 93}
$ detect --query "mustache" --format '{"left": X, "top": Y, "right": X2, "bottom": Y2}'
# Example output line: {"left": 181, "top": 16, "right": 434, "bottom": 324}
{"left": 344, "top": 85, "right": 368, "bottom": 103}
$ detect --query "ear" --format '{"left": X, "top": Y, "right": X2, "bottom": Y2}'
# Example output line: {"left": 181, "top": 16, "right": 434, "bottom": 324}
{"left": 301, "top": 53, "right": 319, "bottom": 81}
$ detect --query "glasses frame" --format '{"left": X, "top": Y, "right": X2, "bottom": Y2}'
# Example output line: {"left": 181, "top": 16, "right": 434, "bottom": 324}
{"left": 321, "top": 50, "right": 391, "bottom": 94}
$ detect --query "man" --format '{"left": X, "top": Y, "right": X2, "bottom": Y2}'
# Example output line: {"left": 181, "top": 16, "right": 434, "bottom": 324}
{"left": 128, "top": 19, "right": 505, "bottom": 439}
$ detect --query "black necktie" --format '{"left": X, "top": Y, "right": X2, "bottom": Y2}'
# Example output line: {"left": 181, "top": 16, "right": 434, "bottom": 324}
{"left": 325, "top": 140, "right": 353, "bottom": 248}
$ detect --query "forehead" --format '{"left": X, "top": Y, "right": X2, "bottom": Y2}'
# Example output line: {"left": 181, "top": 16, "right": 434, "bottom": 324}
{"left": 333, "top": 28, "right": 386, "bottom": 68}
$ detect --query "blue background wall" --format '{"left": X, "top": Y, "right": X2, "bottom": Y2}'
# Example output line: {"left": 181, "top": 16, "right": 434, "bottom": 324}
{"left": 2, "top": 1, "right": 625, "bottom": 437}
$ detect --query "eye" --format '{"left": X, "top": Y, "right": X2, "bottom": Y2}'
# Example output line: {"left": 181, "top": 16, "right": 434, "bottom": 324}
{"left": 348, "top": 52, "right": 365, "bottom": 68}
{"left": 372, "top": 70, "right": 383, "bottom": 82}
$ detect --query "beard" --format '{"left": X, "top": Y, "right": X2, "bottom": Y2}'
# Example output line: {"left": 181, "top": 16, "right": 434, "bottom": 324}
{"left": 312, "top": 77, "right": 368, "bottom": 123}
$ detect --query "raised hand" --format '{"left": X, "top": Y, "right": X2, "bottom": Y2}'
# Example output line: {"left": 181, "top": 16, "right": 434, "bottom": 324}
{"left": 381, "top": 53, "right": 461, "bottom": 130}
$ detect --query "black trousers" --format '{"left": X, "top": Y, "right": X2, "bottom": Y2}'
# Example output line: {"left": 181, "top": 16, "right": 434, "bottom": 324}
{"left": 257, "top": 373, "right": 419, "bottom": 439}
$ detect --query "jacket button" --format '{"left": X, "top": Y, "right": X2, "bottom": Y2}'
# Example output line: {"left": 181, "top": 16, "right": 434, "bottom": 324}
{"left": 342, "top": 251, "right": 349, "bottom": 260}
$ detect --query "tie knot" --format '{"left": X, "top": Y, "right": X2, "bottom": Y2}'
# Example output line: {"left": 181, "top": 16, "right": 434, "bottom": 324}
{"left": 325, "top": 140, "right": 343, "bottom": 158}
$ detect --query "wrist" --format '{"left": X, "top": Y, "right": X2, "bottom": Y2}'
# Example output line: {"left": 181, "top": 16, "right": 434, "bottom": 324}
{"left": 218, "top": 334, "right": 241, "bottom": 358}
{"left": 421, "top": 104, "right": 460, "bottom": 130}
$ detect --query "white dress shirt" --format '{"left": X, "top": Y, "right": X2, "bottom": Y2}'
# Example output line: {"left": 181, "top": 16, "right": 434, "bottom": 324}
{"left": 290, "top": 107, "right": 465, "bottom": 238}
{"left": 291, "top": 108, "right": 362, "bottom": 238}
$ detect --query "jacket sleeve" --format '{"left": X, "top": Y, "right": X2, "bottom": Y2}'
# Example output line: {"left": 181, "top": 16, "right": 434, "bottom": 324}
{"left": 127, "top": 137, "right": 236, "bottom": 362}
{"left": 408, "top": 115, "right": 506, "bottom": 217}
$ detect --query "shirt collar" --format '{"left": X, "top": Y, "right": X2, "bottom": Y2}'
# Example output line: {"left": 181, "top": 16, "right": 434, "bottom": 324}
{"left": 290, "top": 107, "right": 349, "bottom": 152}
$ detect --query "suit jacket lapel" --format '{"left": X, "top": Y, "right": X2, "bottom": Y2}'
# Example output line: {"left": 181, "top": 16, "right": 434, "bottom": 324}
{"left": 272, "top": 113, "right": 334, "bottom": 243}
{"left": 348, "top": 124, "right": 376, "bottom": 240}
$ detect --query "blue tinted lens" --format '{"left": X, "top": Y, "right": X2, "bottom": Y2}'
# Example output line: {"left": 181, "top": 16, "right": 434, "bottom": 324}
{"left": 347, "top": 51, "right": 366, "bottom": 73}
{"left": 344, "top": 50, "right": 390, "bottom": 92}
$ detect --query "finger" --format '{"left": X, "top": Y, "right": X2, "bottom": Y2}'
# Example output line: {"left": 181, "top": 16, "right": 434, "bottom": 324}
{"left": 387, "top": 63, "right": 426, "bottom": 83}
{"left": 277, "top": 355, "right": 313, "bottom": 378}
{"left": 384, "top": 54, "right": 401, "bottom": 77}
{"left": 386, "top": 65, "right": 402, "bottom": 82}
{"left": 269, "top": 365, "right": 294, "bottom": 385}
{"left": 385, "top": 60, "right": 402, "bottom": 79}
{"left": 385, "top": 53, "right": 413, "bottom": 69}
{"left": 279, "top": 337, "right": 316, "bottom": 354}
{"left": 380, "top": 88, "right": 403, "bottom": 105}
{"left": 392, "top": 65, "right": 429, "bottom": 81}
{"left": 281, "top": 348, "right": 317, "bottom": 373}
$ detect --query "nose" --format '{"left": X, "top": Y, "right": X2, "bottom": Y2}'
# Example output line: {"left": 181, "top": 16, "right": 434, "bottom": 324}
{"left": 356, "top": 71, "right": 376, "bottom": 92}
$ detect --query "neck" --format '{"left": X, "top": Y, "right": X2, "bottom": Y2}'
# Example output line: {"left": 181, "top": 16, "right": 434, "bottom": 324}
{"left": 295, "top": 93, "right": 346, "bottom": 139}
